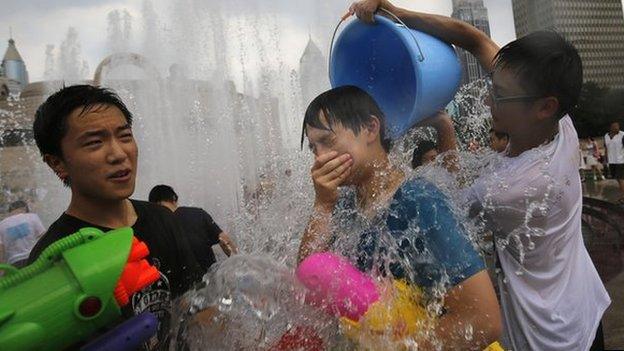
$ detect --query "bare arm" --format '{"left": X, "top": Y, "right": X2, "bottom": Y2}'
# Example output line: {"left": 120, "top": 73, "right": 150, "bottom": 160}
{"left": 0, "top": 243, "right": 5, "bottom": 264}
{"left": 218, "top": 231, "right": 237, "bottom": 256}
{"left": 416, "top": 111, "right": 460, "bottom": 173}
{"left": 349, "top": 2, "right": 500, "bottom": 171}
{"left": 297, "top": 151, "right": 353, "bottom": 263}
{"left": 428, "top": 270, "right": 502, "bottom": 350}
{"left": 349, "top": 0, "right": 500, "bottom": 72}
{"left": 297, "top": 205, "right": 334, "bottom": 264}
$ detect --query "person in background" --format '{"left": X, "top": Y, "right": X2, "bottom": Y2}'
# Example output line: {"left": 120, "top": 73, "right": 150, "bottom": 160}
{"left": 584, "top": 137, "right": 605, "bottom": 181}
{"left": 0, "top": 200, "right": 45, "bottom": 268}
{"left": 604, "top": 121, "right": 624, "bottom": 203}
{"left": 149, "top": 184, "right": 237, "bottom": 272}
{"left": 489, "top": 128, "right": 509, "bottom": 153}
{"left": 411, "top": 140, "right": 438, "bottom": 169}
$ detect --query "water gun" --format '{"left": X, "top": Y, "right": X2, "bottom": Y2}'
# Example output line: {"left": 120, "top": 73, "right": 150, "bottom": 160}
{"left": 296, "top": 252, "right": 504, "bottom": 351}
{"left": 0, "top": 227, "right": 161, "bottom": 351}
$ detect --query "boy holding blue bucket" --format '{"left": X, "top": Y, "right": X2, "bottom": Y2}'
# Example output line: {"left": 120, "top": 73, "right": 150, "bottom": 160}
{"left": 348, "top": 1, "right": 610, "bottom": 350}
{"left": 298, "top": 86, "right": 502, "bottom": 348}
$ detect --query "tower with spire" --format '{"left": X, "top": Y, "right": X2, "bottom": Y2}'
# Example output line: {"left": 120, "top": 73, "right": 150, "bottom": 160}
{"left": 1, "top": 35, "right": 29, "bottom": 94}
{"left": 299, "top": 35, "right": 329, "bottom": 107}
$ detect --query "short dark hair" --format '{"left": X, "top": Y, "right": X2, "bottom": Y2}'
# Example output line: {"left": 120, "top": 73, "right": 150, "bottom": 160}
{"left": 301, "top": 85, "right": 392, "bottom": 153}
{"left": 33, "top": 85, "right": 133, "bottom": 158}
{"left": 489, "top": 128, "right": 509, "bottom": 140}
{"left": 148, "top": 185, "right": 178, "bottom": 203}
{"left": 493, "top": 31, "right": 582, "bottom": 119}
{"left": 9, "top": 200, "right": 28, "bottom": 213}
{"left": 411, "top": 140, "right": 437, "bottom": 169}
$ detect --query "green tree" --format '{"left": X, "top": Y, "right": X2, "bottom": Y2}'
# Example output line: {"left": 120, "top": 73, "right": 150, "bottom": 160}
{"left": 572, "top": 82, "right": 624, "bottom": 138}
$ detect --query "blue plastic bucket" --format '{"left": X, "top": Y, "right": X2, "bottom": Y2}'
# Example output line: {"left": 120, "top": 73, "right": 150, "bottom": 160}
{"left": 329, "top": 14, "right": 462, "bottom": 139}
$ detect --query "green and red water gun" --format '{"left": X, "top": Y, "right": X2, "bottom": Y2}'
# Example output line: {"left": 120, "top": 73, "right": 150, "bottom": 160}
{"left": 0, "top": 227, "right": 161, "bottom": 351}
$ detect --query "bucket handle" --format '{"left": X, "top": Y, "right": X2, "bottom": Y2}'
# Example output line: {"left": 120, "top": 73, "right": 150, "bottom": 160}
{"left": 328, "top": 8, "right": 426, "bottom": 77}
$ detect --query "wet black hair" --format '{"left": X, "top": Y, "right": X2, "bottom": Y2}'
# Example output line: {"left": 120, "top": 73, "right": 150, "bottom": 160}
{"left": 411, "top": 140, "right": 437, "bottom": 169}
{"left": 493, "top": 30, "right": 582, "bottom": 119}
{"left": 301, "top": 85, "right": 392, "bottom": 153}
{"left": 33, "top": 84, "right": 133, "bottom": 158}
{"left": 148, "top": 184, "right": 178, "bottom": 203}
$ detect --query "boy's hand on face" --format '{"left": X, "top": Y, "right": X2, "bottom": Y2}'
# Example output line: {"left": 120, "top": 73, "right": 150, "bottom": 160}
{"left": 311, "top": 151, "right": 353, "bottom": 211}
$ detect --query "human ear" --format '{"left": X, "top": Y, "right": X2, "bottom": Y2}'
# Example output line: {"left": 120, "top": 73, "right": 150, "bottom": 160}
{"left": 365, "top": 115, "right": 382, "bottom": 144}
{"left": 44, "top": 154, "right": 69, "bottom": 183}
{"left": 537, "top": 97, "right": 560, "bottom": 120}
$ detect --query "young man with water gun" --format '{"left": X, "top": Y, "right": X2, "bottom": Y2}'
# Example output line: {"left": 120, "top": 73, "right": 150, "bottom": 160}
{"left": 298, "top": 85, "right": 502, "bottom": 349}
{"left": 27, "top": 85, "right": 204, "bottom": 350}
{"left": 348, "top": 1, "right": 610, "bottom": 350}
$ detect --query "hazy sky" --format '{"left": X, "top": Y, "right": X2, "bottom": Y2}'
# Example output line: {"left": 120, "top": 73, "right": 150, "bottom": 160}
{"left": 1, "top": 0, "right": 623, "bottom": 82}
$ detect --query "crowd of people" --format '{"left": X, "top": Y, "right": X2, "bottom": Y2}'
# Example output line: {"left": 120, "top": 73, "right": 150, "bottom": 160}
{"left": 0, "top": 0, "right": 619, "bottom": 350}
{"left": 579, "top": 122, "right": 624, "bottom": 204}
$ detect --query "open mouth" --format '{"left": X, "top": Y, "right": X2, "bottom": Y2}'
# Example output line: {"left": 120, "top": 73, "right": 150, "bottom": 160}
{"left": 108, "top": 169, "right": 132, "bottom": 181}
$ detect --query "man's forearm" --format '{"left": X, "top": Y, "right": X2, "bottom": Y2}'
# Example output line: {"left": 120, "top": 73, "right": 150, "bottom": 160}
{"left": 382, "top": 3, "right": 499, "bottom": 71}
{"left": 297, "top": 204, "right": 334, "bottom": 264}
{"left": 432, "top": 113, "right": 459, "bottom": 173}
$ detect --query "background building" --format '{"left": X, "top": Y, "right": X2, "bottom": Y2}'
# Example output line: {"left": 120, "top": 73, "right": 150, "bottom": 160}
{"left": 512, "top": 0, "right": 624, "bottom": 89}
{"left": 1, "top": 37, "right": 29, "bottom": 96}
{"left": 452, "top": 0, "right": 492, "bottom": 85}
{"left": 299, "top": 36, "right": 329, "bottom": 107}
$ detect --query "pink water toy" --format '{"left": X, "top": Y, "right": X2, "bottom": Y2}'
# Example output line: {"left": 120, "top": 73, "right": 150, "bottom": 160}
{"left": 295, "top": 252, "right": 379, "bottom": 320}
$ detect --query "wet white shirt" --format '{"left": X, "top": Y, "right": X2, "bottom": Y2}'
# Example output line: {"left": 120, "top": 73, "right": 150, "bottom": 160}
{"left": 468, "top": 116, "right": 610, "bottom": 351}
{"left": 604, "top": 131, "right": 624, "bottom": 164}
{"left": 0, "top": 213, "right": 45, "bottom": 264}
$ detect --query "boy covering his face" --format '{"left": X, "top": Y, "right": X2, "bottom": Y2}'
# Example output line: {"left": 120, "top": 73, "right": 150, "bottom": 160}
{"left": 299, "top": 86, "right": 501, "bottom": 349}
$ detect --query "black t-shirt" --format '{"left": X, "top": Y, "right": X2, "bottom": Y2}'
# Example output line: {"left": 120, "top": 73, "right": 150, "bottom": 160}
{"left": 28, "top": 199, "right": 203, "bottom": 350}
{"left": 173, "top": 206, "right": 222, "bottom": 272}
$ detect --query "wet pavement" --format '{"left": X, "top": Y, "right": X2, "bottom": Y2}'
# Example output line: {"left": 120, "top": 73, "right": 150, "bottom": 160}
{"left": 583, "top": 179, "right": 624, "bottom": 350}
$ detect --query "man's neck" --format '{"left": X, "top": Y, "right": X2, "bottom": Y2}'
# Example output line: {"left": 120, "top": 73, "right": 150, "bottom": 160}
{"left": 508, "top": 121, "right": 559, "bottom": 157}
{"left": 160, "top": 201, "right": 177, "bottom": 212}
{"left": 66, "top": 194, "right": 137, "bottom": 229}
{"left": 609, "top": 131, "right": 619, "bottom": 138}
{"left": 356, "top": 155, "right": 405, "bottom": 213}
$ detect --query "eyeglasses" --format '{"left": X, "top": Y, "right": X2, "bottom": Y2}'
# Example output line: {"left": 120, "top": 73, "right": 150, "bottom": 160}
{"left": 485, "top": 77, "right": 543, "bottom": 106}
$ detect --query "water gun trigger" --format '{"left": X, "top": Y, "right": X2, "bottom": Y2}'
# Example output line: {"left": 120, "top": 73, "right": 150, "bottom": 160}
{"left": 113, "top": 238, "right": 160, "bottom": 307}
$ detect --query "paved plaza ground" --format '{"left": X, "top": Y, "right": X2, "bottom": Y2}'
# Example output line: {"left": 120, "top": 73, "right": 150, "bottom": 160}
{"left": 583, "top": 179, "right": 624, "bottom": 350}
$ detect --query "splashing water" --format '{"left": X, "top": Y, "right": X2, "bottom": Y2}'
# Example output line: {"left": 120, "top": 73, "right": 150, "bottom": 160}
{"left": 0, "top": 1, "right": 563, "bottom": 349}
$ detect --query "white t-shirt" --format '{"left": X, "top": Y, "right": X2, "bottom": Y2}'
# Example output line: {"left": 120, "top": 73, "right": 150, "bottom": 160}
{"left": 467, "top": 116, "right": 610, "bottom": 351}
{"left": 604, "top": 131, "right": 624, "bottom": 164}
{"left": 0, "top": 213, "right": 46, "bottom": 264}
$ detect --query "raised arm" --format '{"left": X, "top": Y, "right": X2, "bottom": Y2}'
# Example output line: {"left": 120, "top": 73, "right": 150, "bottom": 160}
{"left": 416, "top": 111, "right": 460, "bottom": 173}
{"left": 298, "top": 151, "right": 353, "bottom": 263}
{"left": 348, "top": 0, "right": 500, "bottom": 72}
{"left": 298, "top": 206, "right": 334, "bottom": 263}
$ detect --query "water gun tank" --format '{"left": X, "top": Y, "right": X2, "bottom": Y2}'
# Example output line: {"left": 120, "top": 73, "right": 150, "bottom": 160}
{"left": 0, "top": 227, "right": 160, "bottom": 351}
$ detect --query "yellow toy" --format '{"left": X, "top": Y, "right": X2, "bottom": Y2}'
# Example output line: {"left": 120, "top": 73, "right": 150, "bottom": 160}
{"left": 297, "top": 253, "right": 504, "bottom": 350}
